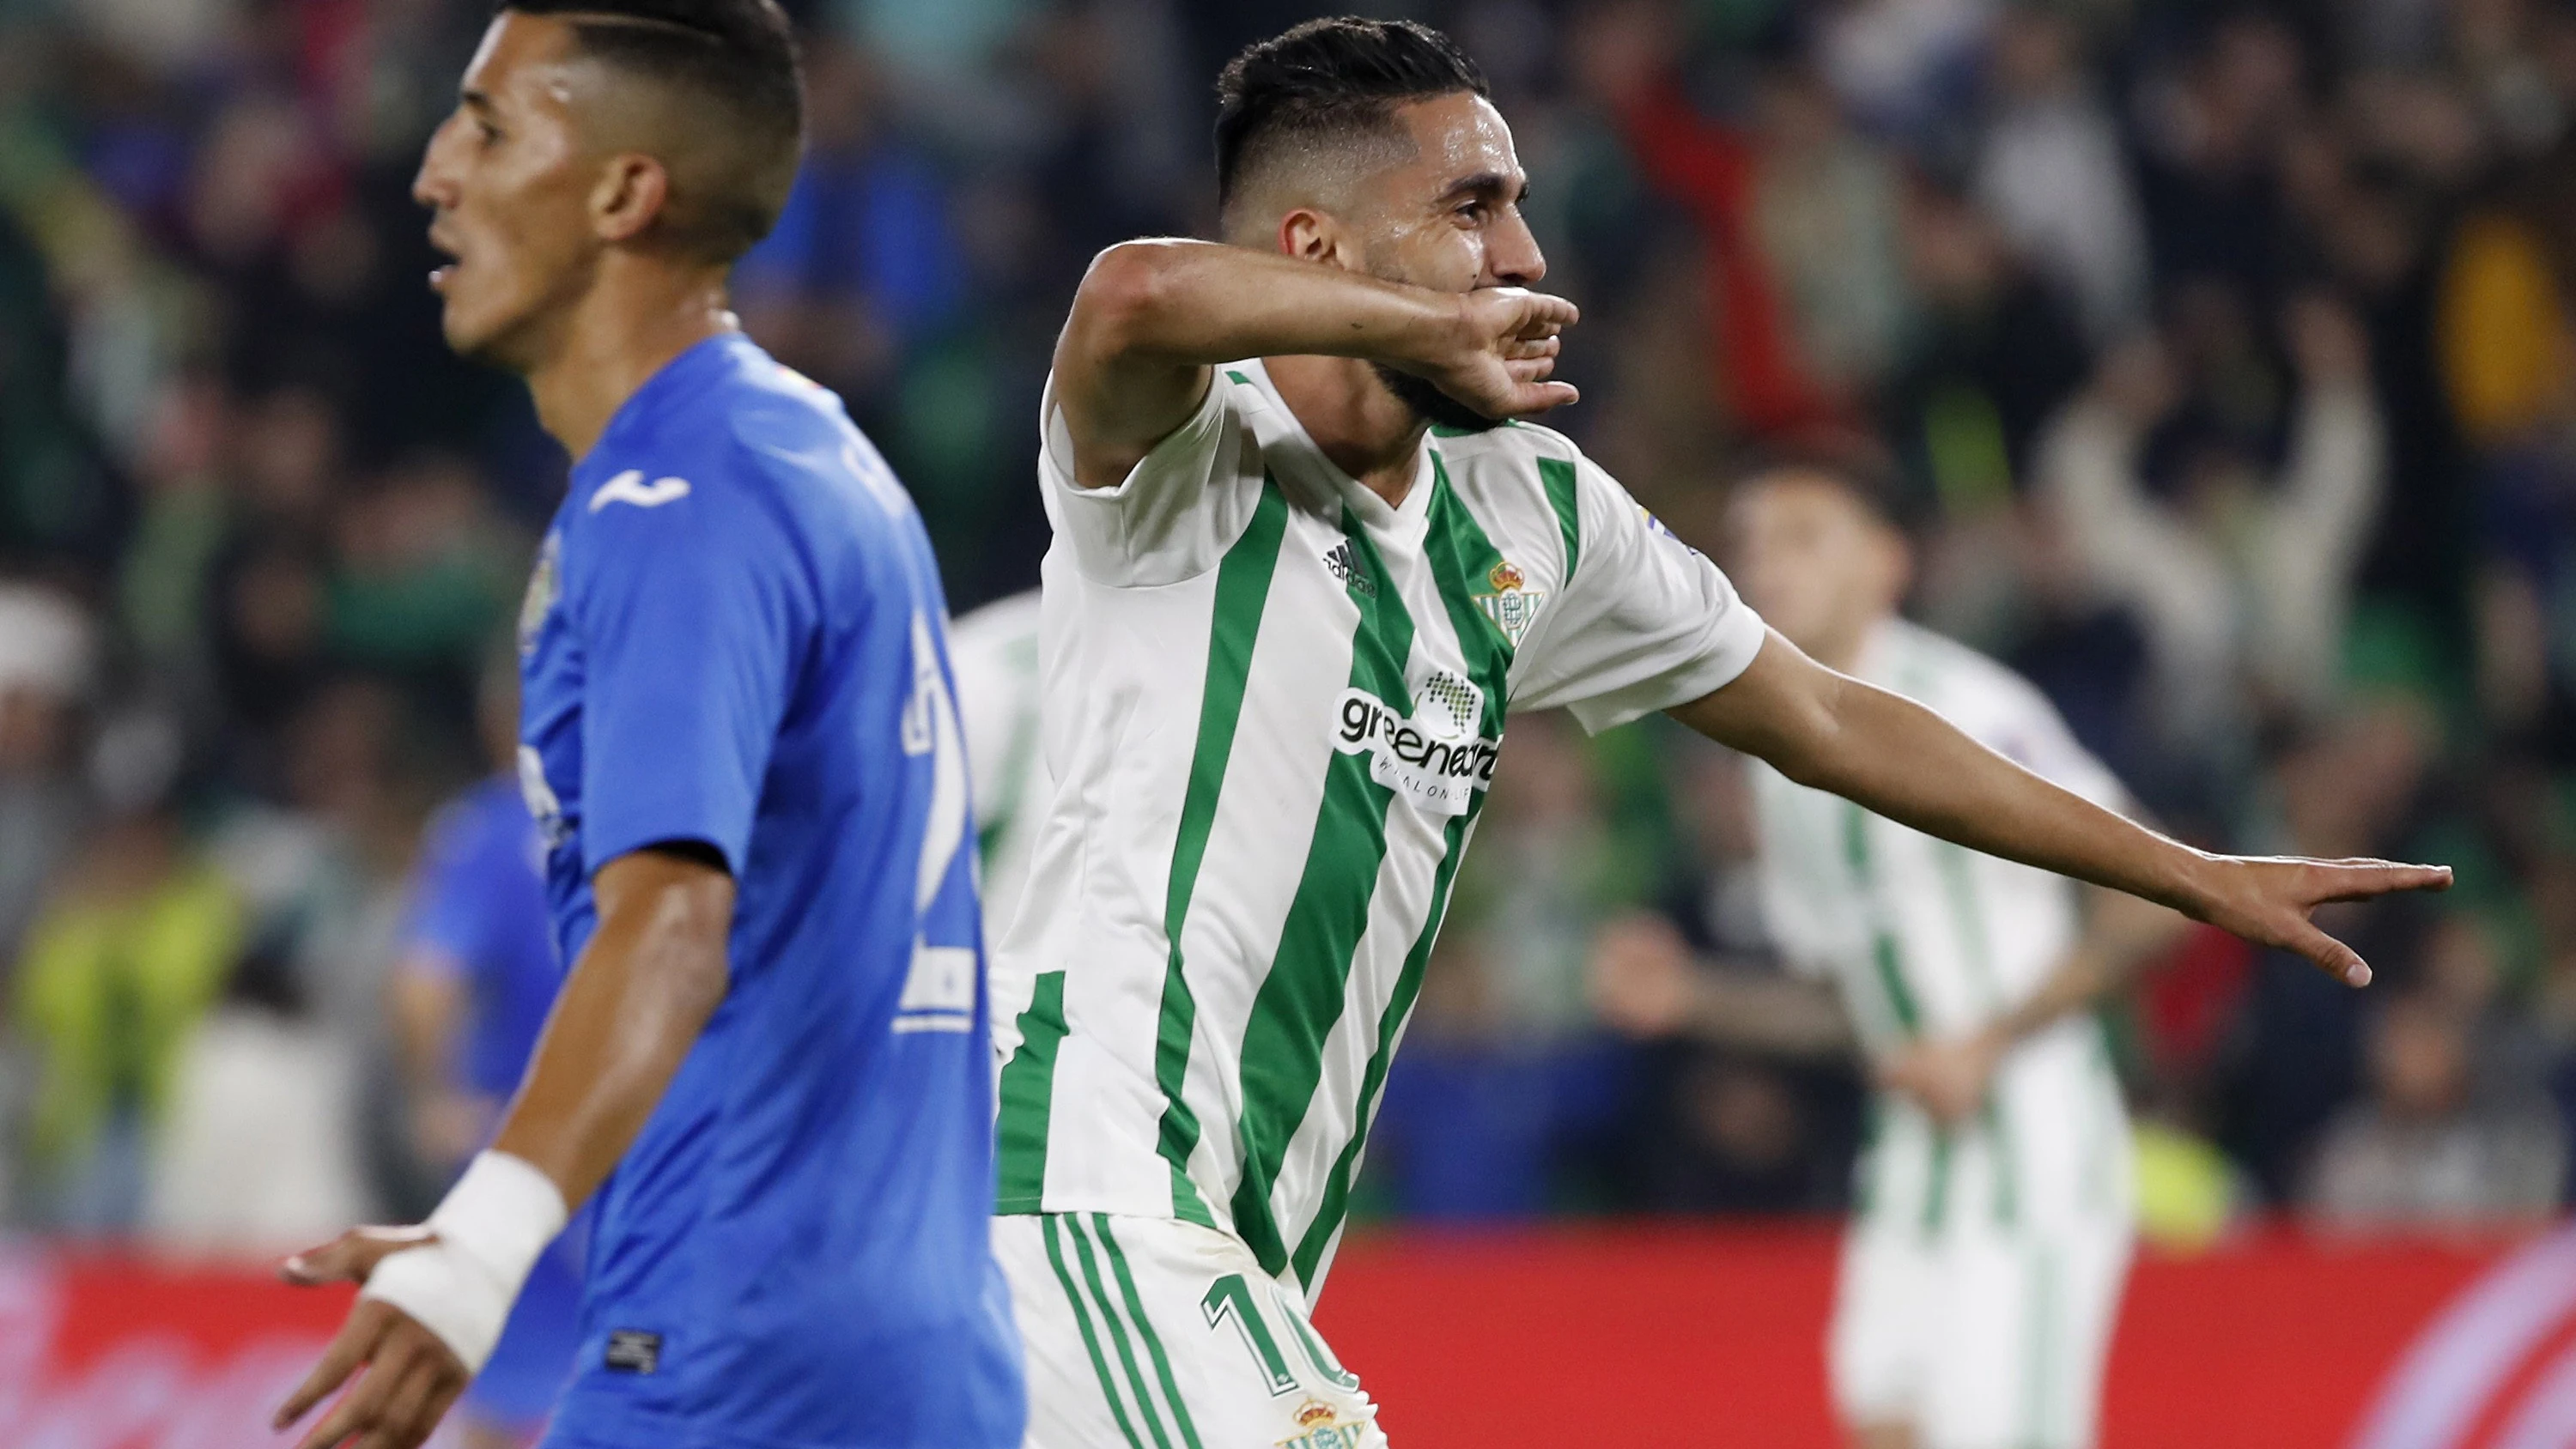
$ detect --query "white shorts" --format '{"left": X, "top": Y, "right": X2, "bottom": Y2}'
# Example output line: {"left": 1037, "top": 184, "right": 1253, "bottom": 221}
{"left": 995, "top": 1212, "right": 1387, "bottom": 1449}
{"left": 1831, "top": 1218, "right": 2132, "bottom": 1449}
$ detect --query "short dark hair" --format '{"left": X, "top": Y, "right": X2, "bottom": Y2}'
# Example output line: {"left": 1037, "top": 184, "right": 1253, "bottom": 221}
{"left": 1213, "top": 17, "right": 1489, "bottom": 212}
{"left": 501, "top": 0, "right": 804, "bottom": 261}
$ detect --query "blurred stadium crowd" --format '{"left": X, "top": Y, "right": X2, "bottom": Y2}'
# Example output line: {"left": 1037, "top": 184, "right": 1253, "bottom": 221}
{"left": 0, "top": 0, "right": 2573, "bottom": 1253}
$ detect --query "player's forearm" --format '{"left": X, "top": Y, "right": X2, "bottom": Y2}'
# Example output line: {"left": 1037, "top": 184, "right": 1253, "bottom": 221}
{"left": 1680, "top": 637, "right": 2213, "bottom": 919}
{"left": 489, "top": 850, "right": 733, "bottom": 1209}
{"left": 1067, "top": 239, "right": 1464, "bottom": 374}
{"left": 1686, "top": 967, "right": 1856, "bottom": 1058}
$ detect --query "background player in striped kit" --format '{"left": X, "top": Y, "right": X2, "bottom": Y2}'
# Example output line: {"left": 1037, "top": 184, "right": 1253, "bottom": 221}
{"left": 1593, "top": 463, "right": 2184, "bottom": 1449}
{"left": 994, "top": 17, "right": 2446, "bottom": 1448}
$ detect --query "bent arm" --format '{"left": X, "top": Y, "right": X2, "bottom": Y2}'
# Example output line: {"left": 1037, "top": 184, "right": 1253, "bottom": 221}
{"left": 1671, "top": 633, "right": 2447, "bottom": 983}
{"left": 491, "top": 845, "right": 733, "bottom": 1209}
{"left": 1054, "top": 240, "right": 1463, "bottom": 487}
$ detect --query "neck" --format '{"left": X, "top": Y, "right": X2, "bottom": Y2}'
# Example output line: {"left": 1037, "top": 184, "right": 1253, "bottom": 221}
{"left": 521, "top": 258, "right": 737, "bottom": 460}
{"left": 1261, "top": 355, "right": 1429, "bottom": 506}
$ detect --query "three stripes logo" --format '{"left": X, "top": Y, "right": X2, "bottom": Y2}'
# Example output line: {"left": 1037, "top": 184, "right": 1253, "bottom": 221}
{"left": 1321, "top": 541, "right": 1376, "bottom": 598}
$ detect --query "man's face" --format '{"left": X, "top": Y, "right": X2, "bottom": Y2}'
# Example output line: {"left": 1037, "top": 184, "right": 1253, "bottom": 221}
{"left": 1725, "top": 474, "right": 1905, "bottom": 660}
{"left": 1352, "top": 92, "right": 1547, "bottom": 430}
{"left": 411, "top": 14, "right": 605, "bottom": 367}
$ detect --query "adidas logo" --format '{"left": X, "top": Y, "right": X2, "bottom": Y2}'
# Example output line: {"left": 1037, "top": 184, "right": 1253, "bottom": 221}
{"left": 1321, "top": 541, "right": 1376, "bottom": 597}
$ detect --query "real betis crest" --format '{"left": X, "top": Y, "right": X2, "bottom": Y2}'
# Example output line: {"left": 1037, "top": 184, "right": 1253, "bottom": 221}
{"left": 1472, "top": 558, "right": 1545, "bottom": 648}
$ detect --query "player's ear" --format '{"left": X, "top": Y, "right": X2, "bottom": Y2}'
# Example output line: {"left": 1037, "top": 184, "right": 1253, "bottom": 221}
{"left": 1277, "top": 208, "right": 1356, "bottom": 271}
{"left": 589, "top": 153, "right": 670, "bottom": 245}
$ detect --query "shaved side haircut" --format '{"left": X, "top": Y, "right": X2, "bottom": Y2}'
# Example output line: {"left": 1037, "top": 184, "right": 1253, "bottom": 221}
{"left": 502, "top": 0, "right": 804, "bottom": 262}
{"left": 1212, "top": 16, "right": 1488, "bottom": 231}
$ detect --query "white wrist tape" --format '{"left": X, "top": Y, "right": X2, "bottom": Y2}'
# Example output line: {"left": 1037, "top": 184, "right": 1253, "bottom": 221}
{"left": 361, "top": 1150, "right": 568, "bottom": 1373}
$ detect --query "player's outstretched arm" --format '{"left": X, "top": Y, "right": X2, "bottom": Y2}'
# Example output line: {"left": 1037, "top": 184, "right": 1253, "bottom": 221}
{"left": 1054, "top": 238, "right": 1578, "bottom": 488}
{"left": 273, "top": 846, "right": 733, "bottom": 1449}
{"left": 1669, "top": 632, "right": 2451, "bottom": 987}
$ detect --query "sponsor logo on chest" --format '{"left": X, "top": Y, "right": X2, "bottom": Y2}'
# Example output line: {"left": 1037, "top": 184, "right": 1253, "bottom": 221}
{"left": 1335, "top": 669, "right": 1498, "bottom": 817}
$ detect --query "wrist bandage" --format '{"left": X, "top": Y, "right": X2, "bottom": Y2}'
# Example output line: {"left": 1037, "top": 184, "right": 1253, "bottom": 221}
{"left": 361, "top": 1150, "right": 568, "bottom": 1373}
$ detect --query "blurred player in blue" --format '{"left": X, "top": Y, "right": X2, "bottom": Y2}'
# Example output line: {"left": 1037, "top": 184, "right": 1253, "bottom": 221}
{"left": 389, "top": 659, "right": 583, "bottom": 1449}
{"left": 274, "top": 4, "right": 1024, "bottom": 1448}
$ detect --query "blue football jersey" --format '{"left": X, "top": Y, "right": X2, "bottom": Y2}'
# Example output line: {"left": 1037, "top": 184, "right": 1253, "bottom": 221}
{"left": 514, "top": 333, "right": 1023, "bottom": 1448}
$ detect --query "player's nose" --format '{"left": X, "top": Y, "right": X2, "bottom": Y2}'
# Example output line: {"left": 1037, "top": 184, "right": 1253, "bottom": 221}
{"left": 411, "top": 117, "right": 464, "bottom": 210}
{"left": 1487, "top": 209, "right": 1546, "bottom": 288}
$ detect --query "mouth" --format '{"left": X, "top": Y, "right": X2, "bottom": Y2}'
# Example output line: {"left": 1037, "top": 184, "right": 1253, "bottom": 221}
{"left": 426, "top": 227, "right": 461, "bottom": 294}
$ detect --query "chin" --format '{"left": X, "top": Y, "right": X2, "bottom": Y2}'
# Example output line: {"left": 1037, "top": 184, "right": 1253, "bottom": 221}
{"left": 1369, "top": 362, "right": 1504, "bottom": 433}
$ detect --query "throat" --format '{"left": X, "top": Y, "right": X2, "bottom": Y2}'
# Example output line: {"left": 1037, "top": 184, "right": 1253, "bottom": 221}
{"left": 1263, "top": 355, "right": 1427, "bottom": 508}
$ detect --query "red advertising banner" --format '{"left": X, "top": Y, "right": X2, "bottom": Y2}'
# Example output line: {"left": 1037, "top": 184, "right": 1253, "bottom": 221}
{"left": 1315, "top": 1222, "right": 2540, "bottom": 1449}
{"left": 0, "top": 1223, "right": 2555, "bottom": 1446}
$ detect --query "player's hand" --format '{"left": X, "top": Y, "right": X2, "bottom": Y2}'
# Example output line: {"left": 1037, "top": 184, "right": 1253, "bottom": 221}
{"left": 275, "top": 1228, "right": 471, "bottom": 1449}
{"left": 2182, "top": 854, "right": 2451, "bottom": 987}
{"left": 1877, "top": 1030, "right": 2004, "bottom": 1127}
{"left": 1587, "top": 912, "right": 1699, "bottom": 1037}
{"left": 1402, "top": 287, "right": 1581, "bottom": 421}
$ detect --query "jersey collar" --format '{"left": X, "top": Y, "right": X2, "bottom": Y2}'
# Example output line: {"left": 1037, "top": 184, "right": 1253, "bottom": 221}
{"left": 1234, "top": 359, "right": 1436, "bottom": 537}
{"left": 576, "top": 331, "right": 762, "bottom": 482}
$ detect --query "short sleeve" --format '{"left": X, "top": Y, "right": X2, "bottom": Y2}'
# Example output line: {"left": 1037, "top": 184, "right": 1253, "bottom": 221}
{"left": 570, "top": 466, "right": 808, "bottom": 877}
{"left": 1512, "top": 457, "right": 1769, "bottom": 732}
{"left": 1040, "top": 367, "right": 1265, "bottom": 587}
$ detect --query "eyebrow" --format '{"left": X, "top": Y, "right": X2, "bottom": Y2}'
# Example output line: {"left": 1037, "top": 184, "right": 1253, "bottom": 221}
{"left": 1435, "top": 170, "right": 1530, "bottom": 206}
{"left": 460, "top": 87, "right": 496, "bottom": 113}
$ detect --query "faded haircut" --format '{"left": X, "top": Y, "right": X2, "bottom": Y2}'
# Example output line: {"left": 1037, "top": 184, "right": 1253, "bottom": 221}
{"left": 1213, "top": 17, "right": 1489, "bottom": 218}
{"left": 501, "top": 0, "right": 804, "bottom": 262}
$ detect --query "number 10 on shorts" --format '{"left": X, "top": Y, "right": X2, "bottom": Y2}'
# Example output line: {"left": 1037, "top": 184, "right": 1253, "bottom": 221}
{"left": 1201, "top": 1274, "right": 1359, "bottom": 1397}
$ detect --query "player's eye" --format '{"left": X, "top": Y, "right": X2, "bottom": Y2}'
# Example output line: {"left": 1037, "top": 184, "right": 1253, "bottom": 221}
{"left": 476, "top": 119, "right": 502, "bottom": 148}
{"left": 1456, "top": 200, "right": 1487, "bottom": 223}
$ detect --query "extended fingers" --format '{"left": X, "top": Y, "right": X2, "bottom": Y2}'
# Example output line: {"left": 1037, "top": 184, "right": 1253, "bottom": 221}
{"left": 280, "top": 1231, "right": 366, "bottom": 1286}
{"left": 276, "top": 1305, "right": 388, "bottom": 1429}
{"left": 2281, "top": 915, "right": 2372, "bottom": 988}
{"left": 1518, "top": 293, "right": 1580, "bottom": 332}
{"left": 2308, "top": 860, "right": 2451, "bottom": 903}
{"left": 292, "top": 1337, "right": 410, "bottom": 1449}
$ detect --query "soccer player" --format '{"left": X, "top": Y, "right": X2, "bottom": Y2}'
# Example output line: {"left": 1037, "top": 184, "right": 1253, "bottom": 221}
{"left": 271, "top": 5, "right": 1023, "bottom": 1448}
{"left": 1592, "top": 464, "right": 2178, "bottom": 1449}
{"left": 389, "top": 661, "right": 584, "bottom": 1449}
{"left": 991, "top": 17, "right": 2445, "bottom": 1448}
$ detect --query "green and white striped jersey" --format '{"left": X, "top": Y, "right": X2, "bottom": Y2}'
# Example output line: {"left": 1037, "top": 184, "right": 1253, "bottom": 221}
{"left": 993, "top": 360, "right": 1766, "bottom": 1298}
{"left": 1749, "top": 618, "right": 2133, "bottom": 1233}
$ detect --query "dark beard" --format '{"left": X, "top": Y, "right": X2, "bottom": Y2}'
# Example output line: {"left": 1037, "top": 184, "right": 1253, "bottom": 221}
{"left": 1370, "top": 363, "right": 1506, "bottom": 433}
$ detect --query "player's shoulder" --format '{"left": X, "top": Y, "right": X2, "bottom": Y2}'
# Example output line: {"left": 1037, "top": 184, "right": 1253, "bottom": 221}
{"left": 1426, "top": 417, "right": 1585, "bottom": 470}
{"left": 579, "top": 339, "right": 907, "bottom": 543}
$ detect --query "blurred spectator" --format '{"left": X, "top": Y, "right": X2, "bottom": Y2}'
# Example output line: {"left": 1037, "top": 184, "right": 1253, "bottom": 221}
{"left": 0, "top": 586, "right": 94, "bottom": 984}
{"left": 2034, "top": 295, "right": 2385, "bottom": 738}
{"left": 1970, "top": 4, "right": 2148, "bottom": 345}
{"left": 735, "top": 38, "right": 965, "bottom": 410}
{"left": 2305, "top": 990, "right": 2566, "bottom": 1227}
{"left": 14, "top": 787, "right": 238, "bottom": 1234}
